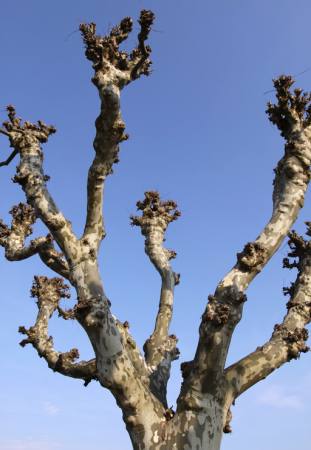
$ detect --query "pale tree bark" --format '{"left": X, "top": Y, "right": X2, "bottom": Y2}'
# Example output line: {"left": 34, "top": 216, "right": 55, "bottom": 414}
{"left": 0, "top": 11, "right": 310, "bottom": 450}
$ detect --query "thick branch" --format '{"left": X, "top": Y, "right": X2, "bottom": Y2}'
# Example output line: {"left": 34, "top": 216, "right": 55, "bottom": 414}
{"left": 131, "top": 191, "right": 180, "bottom": 406}
{"left": 73, "top": 285, "right": 166, "bottom": 433}
{"left": 19, "top": 276, "right": 97, "bottom": 384}
{"left": 0, "top": 105, "right": 78, "bottom": 262}
{"left": 79, "top": 11, "right": 154, "bottom": 250}
{"left": 75, "top": 17, "right": 159, "bottom": 414}
{"left": 177, "top": 76, "right": 311, "bottom": 412}
{"left": 225, "top": 226, "right": 311, "bottom": 400}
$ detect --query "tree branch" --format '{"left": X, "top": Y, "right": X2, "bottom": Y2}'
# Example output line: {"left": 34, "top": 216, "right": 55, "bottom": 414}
{"left": 0, "top": 105, "right": 78, "bottom": 262}
{"left": 130, "top": 10, "right": 155, "bottom": 80}
{"left": 225, "top": 224, "right": 311, "bottom": 400}
{"left": 177, "top": 75, "right": 311, "bottom": 412}
{"left": 131, "top": 191, "right": 180, "bottom": 406}
{"left": 0, "top": 202, "right": 70, "bottom": 278}
{"left": 79, "top": 11, "right": 154, "bottom": 251}
{"left": 38, "top": 242, "right": 70, "bottom": 279}
{"left": 0, "top": 149, "right": 18, "bottom": 167}
{"left": 19, "top": 276, "right": 97, "bottom": 384}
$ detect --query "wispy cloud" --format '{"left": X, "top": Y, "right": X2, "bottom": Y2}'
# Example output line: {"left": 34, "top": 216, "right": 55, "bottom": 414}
{"left": 257, "top": 384, "right": 303, "bottom": 409}
{"left": 0, "top": 438, "right": 61, "bottom": 450}
{"left": 43, "top": 401, "right": 60, "bottom": 416}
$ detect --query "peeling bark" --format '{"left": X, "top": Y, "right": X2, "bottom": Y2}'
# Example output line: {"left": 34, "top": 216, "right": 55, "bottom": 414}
{"left": 0, "top": 13, "right": 310, "bottom": 450}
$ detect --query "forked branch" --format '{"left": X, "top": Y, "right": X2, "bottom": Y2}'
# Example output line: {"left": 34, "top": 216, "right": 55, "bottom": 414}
{"left": 0, "top": 203, "right": 70, "bottom": 278}
{"left": 0, "top": 105, "right": 78, "bottom": 262}
{"left": 80, "top": 11, "right": 155, "bottom": 251}
{"left": 19, "top": 276, "right": 97, "bottom": 384}
{"left": 177, "top": 75, "right": 311, "bottom": 413}
{"left": 225, "top": 224, "right": 311, "bottom": 400}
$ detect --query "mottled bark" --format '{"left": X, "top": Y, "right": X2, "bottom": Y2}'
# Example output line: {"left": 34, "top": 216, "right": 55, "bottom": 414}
{"left": 177, "top": 75, "right": 311, "bottom": 420}
{"left": 0, "top": 105, "right": 78, "bottom": 262}
{"left": 225, "top": 225, "right": 311, "bottom": 400}
{"left": 18, "top": 276, "right": 97, "bottom": 383}
{"left": 0, "top": 202, "right": 69, "bottom": 278}
{"left": 80, "top": 10, "right": 154, "bottom": 251}
{"left": 1, "top": 11, "right": 310, "bottom": 450}
{"left": 131, "top": 191, "right": 181, "bottom": 406}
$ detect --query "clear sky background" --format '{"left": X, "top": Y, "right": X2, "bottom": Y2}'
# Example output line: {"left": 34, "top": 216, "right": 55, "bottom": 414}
{"left": 0, "top": 1, "right": 310, "bottom": 449}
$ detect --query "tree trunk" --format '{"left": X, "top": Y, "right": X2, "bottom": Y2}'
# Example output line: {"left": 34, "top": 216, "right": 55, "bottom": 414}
{"left": 126, "top": 404, "right": 225, "bottom": 450}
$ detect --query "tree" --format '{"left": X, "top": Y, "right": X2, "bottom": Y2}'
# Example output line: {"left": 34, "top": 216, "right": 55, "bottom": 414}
{"left": 0, "top": 9, "right": 310, "bottom": 450}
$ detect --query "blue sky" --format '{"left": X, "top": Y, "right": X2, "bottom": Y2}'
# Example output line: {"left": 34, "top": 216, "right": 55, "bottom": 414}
{"left": 0, "top": 1, "right": 310, "bottom": 449}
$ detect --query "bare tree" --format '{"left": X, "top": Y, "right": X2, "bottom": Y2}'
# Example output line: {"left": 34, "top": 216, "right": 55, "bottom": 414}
{"left": 0, "top": 10, "right": 310, "bottom": 450}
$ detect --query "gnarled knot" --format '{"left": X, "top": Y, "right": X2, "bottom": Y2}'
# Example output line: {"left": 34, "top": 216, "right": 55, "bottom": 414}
{"left": 4, "top": 202, "right": 37, "bottom": 240}
{"left": 288, "top": 230, "right": 307, "bottom": 250}
{"left": 10, "top": 203, "right": 35, "bottom": 227}
{"left": 285, "top": 328, "right": 309, "bottom": 360}
{"left": 55, "top": 348, "right": 80, "bottom": 371}
{"left": 18, "top": 325, "right": 37, "bottom": 347}
{"left": 287, "top": 229, "right": 310, "bottom": 261}
{"left": 266, "top": 75, "right": 311, "bottom": 137}
{"left": 74, "top": 298, "right": 94, "bottom": 318}
{"left": 202, "top": 295, "right": 230, "bottom": 327}
{"left": 74, "top": 296, "right": 106, "bottom": 327}
{"left": 30, "top": 275, "right": 70, "bottom": 302}
{"left": 2, "top": 105, "right": 56, "bottom": 146}
{"left": 273, "top": 324, "right": 309, "bottom": 360}
{"left": 80, "top": 10, "right": 155, "bottom": 80}
{"left": 131, "top": 191, "right": 180, "bottom": 232}
{"left": 80, "top": 21, "right": 132, "bottom": 69}
{"left": 283, "top": 228, "right": 311, "bottom": 276}
{"left": 237, "top": 241, "right": 267, "bottom": 271}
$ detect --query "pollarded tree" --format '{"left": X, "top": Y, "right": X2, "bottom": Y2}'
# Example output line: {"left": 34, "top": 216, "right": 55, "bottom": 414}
{"left": 0, "top": 10, "right": 310, "bottom": 450}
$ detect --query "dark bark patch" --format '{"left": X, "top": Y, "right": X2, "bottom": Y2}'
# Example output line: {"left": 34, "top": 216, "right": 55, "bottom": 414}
{"left": 237, "top": 242, "right": 267, "bottom": 272}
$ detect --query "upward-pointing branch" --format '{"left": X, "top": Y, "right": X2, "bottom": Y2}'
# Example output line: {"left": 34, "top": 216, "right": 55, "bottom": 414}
{"left": 131, "top": 191, "right": 180, "bottom": 406}
{"left": 225, "top": 224, "right": 311, "bottom": 400}
{"left": 80, "top": 10, "right": 155, "bottom": 251}
{"left": 19, "top": 276, "right": 97, "bottom": 384}
{"left": 0, "top": 105, "right": 78, "bottom": 263}
{"left": 177, "top": 76, "right": 311, "bottom": 413}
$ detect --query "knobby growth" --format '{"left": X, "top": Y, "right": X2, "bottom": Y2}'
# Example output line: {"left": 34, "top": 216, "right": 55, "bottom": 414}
{"left": 0, "top": 12, "right": 310, "bottom": 450}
